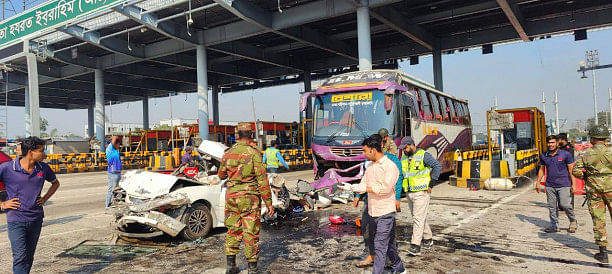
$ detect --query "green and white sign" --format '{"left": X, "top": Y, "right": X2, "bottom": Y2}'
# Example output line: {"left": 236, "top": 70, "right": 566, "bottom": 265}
{"left": 0, "top": 0, "right": 124, "bottom": 47}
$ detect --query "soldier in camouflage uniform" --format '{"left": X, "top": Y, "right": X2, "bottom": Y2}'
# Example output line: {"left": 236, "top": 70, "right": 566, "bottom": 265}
{"left": 218, "top": 122, "right": 274, "bottom": 274}
{"left": 572, "top": 125, "right": 612, "bottom": 264}
{"left": 378, "top": 128, "right": 397, "bottom": 155}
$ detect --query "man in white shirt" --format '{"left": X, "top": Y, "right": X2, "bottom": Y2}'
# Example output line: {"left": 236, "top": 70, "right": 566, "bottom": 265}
{"left": 340, "top": 135, "right": 405, "bottom": 274}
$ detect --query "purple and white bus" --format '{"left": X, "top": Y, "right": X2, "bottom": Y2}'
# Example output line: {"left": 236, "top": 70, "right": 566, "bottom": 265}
{"left": 300, "top": 70, "right": 472, "bottom": 177}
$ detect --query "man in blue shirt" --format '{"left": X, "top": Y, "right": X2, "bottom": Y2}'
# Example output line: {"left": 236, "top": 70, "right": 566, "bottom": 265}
{"left": 0, "top": 137, "right": 60, "bottom": 274}
{"left": 353, "top": 135, "right": 403, "bottom": 268}
{"left": 106, "top": 136, "right": 122, "bottom": 208}
{"left": 536, "top": 135, "right": 577, "bottom": 233}
{"left": 263, "top": 141, "right": 289, "bottom": 174}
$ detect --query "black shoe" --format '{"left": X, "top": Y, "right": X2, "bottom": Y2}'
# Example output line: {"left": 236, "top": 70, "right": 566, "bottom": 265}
{"left": 407, "top": 244, "right": 421, "bottom": 256}
{"left": 248, "top": 262, "right": 258, "bottom": 274}
{"left": 226, "top": 255, "right": 239, "bottom": 274}
{"left": 422, "top": 238, "right": 434, "bottom": 249}
{"left": 595, "top": 246, "right": 609, "bottom": 264}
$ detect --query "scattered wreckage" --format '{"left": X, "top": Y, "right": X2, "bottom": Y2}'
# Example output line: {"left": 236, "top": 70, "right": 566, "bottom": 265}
{"left": 109, "top": 141, "right": 290, "bottom": 240}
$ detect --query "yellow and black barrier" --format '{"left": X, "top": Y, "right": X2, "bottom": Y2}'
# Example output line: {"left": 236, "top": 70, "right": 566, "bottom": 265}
{"left": 450, "top": 160, "right": 510, "bottom": 188}
{"left": 516, "top": 148, "right": 539, "bottom": 176}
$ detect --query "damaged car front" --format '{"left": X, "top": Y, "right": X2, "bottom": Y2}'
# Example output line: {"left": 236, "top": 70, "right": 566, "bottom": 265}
{"left": 110, "top": 140, "right": 228, "bottom": 240}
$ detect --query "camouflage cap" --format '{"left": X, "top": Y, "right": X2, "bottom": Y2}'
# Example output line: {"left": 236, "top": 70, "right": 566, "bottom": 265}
{"left": 378, "top": 128, "right": 389, "bottom": 137}
{"left": 236, "top": 122, "right": 253, "bottom": 132}
{"left": 589, "top": 125, "right": 610, "bottom": 139}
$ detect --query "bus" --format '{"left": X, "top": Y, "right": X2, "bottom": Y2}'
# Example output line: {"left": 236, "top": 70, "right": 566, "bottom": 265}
{"left": 300, "top": 70, "right": 472, "bottom": 177}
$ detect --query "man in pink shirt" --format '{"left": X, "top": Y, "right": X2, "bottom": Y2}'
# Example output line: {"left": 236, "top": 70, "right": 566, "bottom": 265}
{"left": 340, "top": 135, "right": 405, "bottom": 274}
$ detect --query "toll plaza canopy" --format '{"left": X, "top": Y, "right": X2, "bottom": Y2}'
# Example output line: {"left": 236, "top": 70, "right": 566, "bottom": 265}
{"left": 0, "top": 0, "right": 610, "bottom": 138}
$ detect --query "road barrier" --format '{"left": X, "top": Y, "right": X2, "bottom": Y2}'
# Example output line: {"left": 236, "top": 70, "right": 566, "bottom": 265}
{"left": 450, "top": 159, "right": 511, "bottom": 189}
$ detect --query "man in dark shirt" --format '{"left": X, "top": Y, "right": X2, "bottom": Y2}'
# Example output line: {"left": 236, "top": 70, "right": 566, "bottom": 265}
{"left": 558, "top": 133, "right": 575, "bottom": 158}
{"left": 0, "top": 137, "right": 60, "bottom": 274}
{"left": 536, "top": 135, "right": 577, "bottom": 233}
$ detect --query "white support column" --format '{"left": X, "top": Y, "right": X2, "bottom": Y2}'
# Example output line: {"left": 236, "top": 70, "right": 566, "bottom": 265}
{"left": 26, "top": 53, "right": 40, "bottom": 137}
{"left": 87, "top": 101, "right": 94, "bottom": 138}
{"left": 142, "top": 95, "right": 149, "bottom": 130}
{"left": 196, "top": 45, "right": 209, "bottom": 139}
{"left": 94, "top": 69, "right": 105, "bottom": 143}
{"left": 24, "top": 83, "right": 31, "bottom": 136}
{"left": 357, "top": 0, "right": 372, "bottom": 71}
{"left": 212, "top": 86, "right": 219, "bottom": 125}
{"left": 433, "top": 48, "right": 443, "bottom": 91}
{"left": 554, "top": 92, "right": 559, "bottom": 134}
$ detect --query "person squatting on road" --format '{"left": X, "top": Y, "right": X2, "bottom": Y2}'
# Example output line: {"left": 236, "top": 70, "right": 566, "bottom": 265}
{"left": 340, "top": 134, "right": 406, "bottom": 274}
{"left": 398, "top": 136, "right": 442, "bottom": 256}
{"left": 218, "top": 122, "right": 274, "bottom": 274}
{"left": 0, "top": 137, "right": 60, "bottom": 274}
{"left": 353, "top": 134, "right": 404, "bottom": 268}
{"left": 572, "top": 125, "right": 612, "bottom": 264}
{"left": 105, "top": 136, "right": 121, "bottom": 208}
{"left": 536, "top": 135, "right": 578, "bottom": 233}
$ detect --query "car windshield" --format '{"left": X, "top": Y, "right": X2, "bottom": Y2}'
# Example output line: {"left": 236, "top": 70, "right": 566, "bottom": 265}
{"left": 314, "top": 90, "right": 394, "bottom": 138}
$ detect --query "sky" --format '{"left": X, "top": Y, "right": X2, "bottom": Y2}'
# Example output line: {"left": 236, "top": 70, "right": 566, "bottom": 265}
{"left": 3, "top": 28, "right": 612, "bottom": 138}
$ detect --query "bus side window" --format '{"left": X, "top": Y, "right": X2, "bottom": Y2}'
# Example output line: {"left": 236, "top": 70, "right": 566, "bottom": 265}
{"left": 447, "top": 98, "right": 457, "bottom": 123}
{"left": 429, "top": 93, "right": 442, "bottom": 121}
{"left": 462, "top": 103, "right": 471, "bottom": 125}
{"left": 439, "top": 96, "right": 450, "bottom": 122}
{"left": 454, "top": 101, "right": 464, "bottom": 124}
{"left": 418, "top": 89, "right": 433, "bottom": 120}
{"left": 403, "top": 106, "right": 412, "bottom": 137}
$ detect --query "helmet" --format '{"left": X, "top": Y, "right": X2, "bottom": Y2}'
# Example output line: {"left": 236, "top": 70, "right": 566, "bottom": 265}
{"left": 589, "top": 125, "right": 610, "bottom": 139}
{"left": 377, "top": 128, "right": 389, "bottom": 137}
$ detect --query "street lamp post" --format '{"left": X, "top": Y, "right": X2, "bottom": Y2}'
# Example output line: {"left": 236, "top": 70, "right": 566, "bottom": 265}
{"left": 585, "top": 50, "right": 600, "bottom": 126}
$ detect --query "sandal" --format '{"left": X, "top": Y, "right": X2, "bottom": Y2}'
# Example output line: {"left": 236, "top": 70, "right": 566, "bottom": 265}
{"left": 568, "top": 222, "right": 578, "bottom": 233}
{"left": 356, "top": 260, "right": 373, "bottom": 268}
{"left": 545, "top": 227, "right": 560, "bottom": 233}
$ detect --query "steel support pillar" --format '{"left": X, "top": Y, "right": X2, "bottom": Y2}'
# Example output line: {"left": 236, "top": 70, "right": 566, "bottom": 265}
{"left": 94, "top": 69, "right": 105, "bottom": 142}
{"left": 212, "top": 86, "right": 219, "bottom": 125}
{"left": 142, "top": 95, "right": 149, "bottom": 130}
{"left": 26, "top": 53, "right": 40, "bottom": 137}
{"left": 303, "top": 71, "right": 312, "bottom": 147}
{"left": 87, "top": 101, "right": 94, "bottom": 138}
{"left": 357, "top": 0, "right": 372, "bottom": 71}
{"left": 24, "top": 83, "right": 31, "bottom": 136}
{"left": 433, "top": 48, "right": 443, "bottom": 91}
{"left": 196, "top": 45, "right": 209, "bottom": 139}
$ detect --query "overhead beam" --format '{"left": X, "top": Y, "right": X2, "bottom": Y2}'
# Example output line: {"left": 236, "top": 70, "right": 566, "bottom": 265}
{"left": 370, "top": 5, "right": 434, "bottom": 50}
{"left": 113, "top": 5, "right": 200, "bottom": 45}
{"left": 58, "top": 25, "right": 146, "bottom": 58}
{"left": 209, "top": 41, "right": 302, "bottom": 70}
{"left": 154, "top": 54, "right": 259, "bottom": 80}
{"left": 213, "top": 0, "right": 357, "bottom": 61}
{"left": 495, "top": 0, "right": 530, "bottom": 42}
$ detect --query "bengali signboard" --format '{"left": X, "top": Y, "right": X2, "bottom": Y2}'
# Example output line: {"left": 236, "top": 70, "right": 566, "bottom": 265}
{"left": 0, "top": 0, "right": 124, "bottom": 48}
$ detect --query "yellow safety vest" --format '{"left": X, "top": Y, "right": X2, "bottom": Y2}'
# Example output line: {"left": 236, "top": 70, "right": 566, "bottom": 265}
{"left": 401, "top": 149, "right": 431, "bottom": 192}
{"left": 265, "top": 147, "right": 280, "bottom": 168}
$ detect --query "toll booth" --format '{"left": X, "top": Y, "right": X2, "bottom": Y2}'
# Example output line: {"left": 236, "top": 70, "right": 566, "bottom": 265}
{"left": 487, "top": 107, "right": 546, "bottom": 177}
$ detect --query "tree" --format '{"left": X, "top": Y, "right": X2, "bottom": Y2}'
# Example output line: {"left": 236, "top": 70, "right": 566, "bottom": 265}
{"left": 40, "top": 117, "right": 49, "bottom": 133}
{"left": 49, "top": 128, "right": 58, "bottom": 138}
{"left": 154, "top": 124, "right": 172, "bottom": 130}
{"left": 587, "top": 111, "right": 611, "bottom": 129}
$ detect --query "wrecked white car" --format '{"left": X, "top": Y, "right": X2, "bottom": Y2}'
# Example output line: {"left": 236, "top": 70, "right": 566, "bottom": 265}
{"left": 110, "top": 140, "right": 289, "bottom": 241}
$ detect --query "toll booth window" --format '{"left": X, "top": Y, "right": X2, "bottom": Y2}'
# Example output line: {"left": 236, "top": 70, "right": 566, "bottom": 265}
{"left": 439, "top": 96, "right": 450, "bottom": 122}
{"left": 447, "top": 98, "right": 457, "bottom": 123}
{"left": 429, "top": 93, "right": 442, "bottom": 121}
{"left": 418, "top": 89, "right": 433, "bottom": 120}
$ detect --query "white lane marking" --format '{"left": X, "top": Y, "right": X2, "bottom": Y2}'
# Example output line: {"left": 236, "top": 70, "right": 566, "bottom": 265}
{"left": 433, "top": 186, "right": 531, "bottom": 240}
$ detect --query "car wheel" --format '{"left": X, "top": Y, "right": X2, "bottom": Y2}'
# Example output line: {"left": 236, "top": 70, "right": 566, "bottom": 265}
{"left": 180, "top": 203, "right": 212, "bottom": 241}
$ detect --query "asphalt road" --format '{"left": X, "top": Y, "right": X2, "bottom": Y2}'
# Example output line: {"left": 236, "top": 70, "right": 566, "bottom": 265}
{"left": 1, "top": 170, "right": 611, "bottom": 273}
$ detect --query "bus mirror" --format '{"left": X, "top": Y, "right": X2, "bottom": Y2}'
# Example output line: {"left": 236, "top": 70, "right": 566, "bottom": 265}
{"left": 299, "top": 92, "right": 313, "bottom": 112}
{"left": 384, "top": 94, "right": 393, "bottom": 112}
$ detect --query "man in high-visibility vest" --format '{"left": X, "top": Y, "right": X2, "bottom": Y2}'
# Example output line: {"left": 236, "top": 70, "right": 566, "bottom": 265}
{"left": 263, "top": 141, "right": 289, "bottom": 174}
{"left": 398, "top": 136, "right": 442, "bottom": 256}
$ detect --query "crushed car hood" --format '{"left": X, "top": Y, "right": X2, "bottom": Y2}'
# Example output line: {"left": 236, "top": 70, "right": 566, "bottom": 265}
{"left": 119, "top": 170, "right": 181, "bottom": 199}
{"left": 197, "top": 140, "right": 227, "bottom": 161}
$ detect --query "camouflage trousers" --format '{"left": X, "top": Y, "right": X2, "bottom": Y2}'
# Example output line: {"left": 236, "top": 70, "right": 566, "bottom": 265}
{"left": 224, "top": 193, "right": 261, "bottom": 262}
{"left": 587, "top": 192, "right": 612, "bottom": 246}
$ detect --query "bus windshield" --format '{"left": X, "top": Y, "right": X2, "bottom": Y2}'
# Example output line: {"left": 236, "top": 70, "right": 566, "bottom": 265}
{"left": 314, "top": 90, "right": 394, "bottom": 139}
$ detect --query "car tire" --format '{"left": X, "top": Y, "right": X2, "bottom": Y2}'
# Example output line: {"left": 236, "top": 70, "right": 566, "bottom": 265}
{"left": 180, "top": 203, "right": 213, "bottom": 241}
